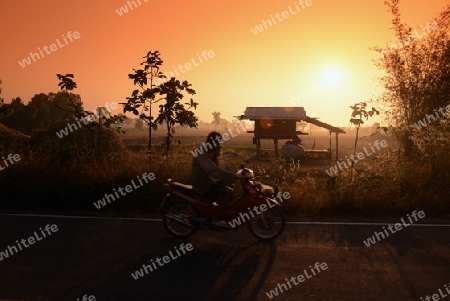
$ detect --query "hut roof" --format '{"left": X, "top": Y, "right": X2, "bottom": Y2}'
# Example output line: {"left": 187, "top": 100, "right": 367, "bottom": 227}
{"left": 240, "top": 107, "right": 306, "bottom": 120}
{"left": 239, "top": 107, "right": 345, "bottom": 134}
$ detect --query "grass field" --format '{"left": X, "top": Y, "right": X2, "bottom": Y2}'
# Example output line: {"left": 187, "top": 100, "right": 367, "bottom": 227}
{"left": 114, "top": 127, "right": 416, "bottom": 217}
{"left": 1, "top": 124, "right": 447, "bottom": 217}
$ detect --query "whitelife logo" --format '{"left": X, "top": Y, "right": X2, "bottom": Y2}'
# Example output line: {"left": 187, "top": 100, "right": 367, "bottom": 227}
{"left": 131, "top": 243, "right": 193, "bottom": 280}
{"left": 18, "top": 31, "right": 81, "bottom": 68}
{"left": 0, "top": 153, "right": 21, "bottom": 171}
{"left": 76, "top": 295, "right": 96, "bottom": 301}
{"left": 363, "top": 210, "right": 425, "bottom": 247}
{"left": 250, "top": 0, "right": 313, "bottom": 35}
{"left": 93, "top": 172, "right": 155, "bottom": 209}
{"left": 55, "top": 102, "right": 118, "bottom": 139}
{"left": 0, "top": 224, "right": 58, "bottom": 262}
{"left": 420, "top": 283, "right": 450, "bottom": 301}
{"left": 265, "top": 262, "right": 328, "bottom": 299}
{"left": 115, "top": 0, "right": 149, "bottom": 16}
{"left": 413, "top": 104, "right": 450, "bottom": 130}
{"left": 228, "top": 192, "right": 291, "bottom": 228}
{"left": 288, "top": 69, "right": 349, "bottom": 105}
{"left": 153, "top": 50, "right": 216, "bottom": 87}
{"left": 325, "top": 140, "right": 388, "bottom": 177}
{"left": 191, "top": 120, "right": 252, "bottom": 157}
{"left": 377, "top": 22, "right": 438, "bottom": 58}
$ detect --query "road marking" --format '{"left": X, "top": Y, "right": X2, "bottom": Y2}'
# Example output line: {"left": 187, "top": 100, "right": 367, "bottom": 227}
{"left": 1, "top": 214, "right": 449, "bottom": 227}
{"left": 0, "top": 213, "right": 161, "bottom": 222}
{"left": 286, "top": 221, "right": 450, "bottom": 227}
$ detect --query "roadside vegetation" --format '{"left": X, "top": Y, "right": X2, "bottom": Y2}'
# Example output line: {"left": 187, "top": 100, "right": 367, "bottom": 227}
{"left": 0, "top": 0, "right": 449, "bottom": 216}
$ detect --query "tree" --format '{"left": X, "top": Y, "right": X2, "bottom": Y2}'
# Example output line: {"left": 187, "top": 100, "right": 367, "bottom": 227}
{"left": 372, "top": 0, "right": 450, "bottom": 157}
{"left": 0, "top": 79, "right": 3, "bottom": 105}
{"left": 48, "top": 92, "right": 82, "bottom": 120}
{"left": 56, "top": 74, "right": 85, "bottom": 119}
{"left": 123, "top": 51, "right": 165, "bottom": 157}
{"left": 349, "top": 102, "right": 379, "bottom": 150}
{"left": 349, "top": 102, "right": 379, "bottom": 177}
{"left": 122, "top": 51, "right": 199, "bottom": 156}
{"left": 212, "top": 111, "right": 221, "bottom": 130}
{"left": 155, "top": 77, "right": 198, "bottom": 155}
{"left": 0, "top": 97, "right": 39, "bottom": 133}
{"left": 0, "top": 92, "right": 79, "bottom": 134}
{"left": 135, "top": 118, "right": 144, "bottom": 131}
{"left": 56, "top": 74, "right": 125, "bottom": 132}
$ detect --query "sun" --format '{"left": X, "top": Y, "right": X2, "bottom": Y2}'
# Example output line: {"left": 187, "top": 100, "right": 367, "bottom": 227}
{"left": 319, "top": 68, "right": 348, "bottom": 88}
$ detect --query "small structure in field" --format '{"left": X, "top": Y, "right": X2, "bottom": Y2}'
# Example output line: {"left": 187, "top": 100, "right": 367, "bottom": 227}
{"left": 238, "top": 107, "right": 345, "bottom": 160}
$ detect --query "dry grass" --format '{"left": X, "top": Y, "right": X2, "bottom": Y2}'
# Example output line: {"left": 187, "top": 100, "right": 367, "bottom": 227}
{"left": 0, "top": 125, "right": 449, "bottom": 216}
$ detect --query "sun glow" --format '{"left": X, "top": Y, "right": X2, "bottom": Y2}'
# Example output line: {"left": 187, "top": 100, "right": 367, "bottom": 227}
{"left": 319, "top": 68, "right": 349, "bottom": 88}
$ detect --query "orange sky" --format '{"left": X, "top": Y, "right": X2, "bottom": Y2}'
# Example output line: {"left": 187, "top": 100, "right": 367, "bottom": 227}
{"left": 0, "top": 0, "right": 448, "bottom": 126}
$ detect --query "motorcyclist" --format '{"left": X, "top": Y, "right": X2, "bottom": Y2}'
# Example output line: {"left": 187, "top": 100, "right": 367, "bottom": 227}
{"left": 189, "top": 131, "right": 241, "bottom": 228}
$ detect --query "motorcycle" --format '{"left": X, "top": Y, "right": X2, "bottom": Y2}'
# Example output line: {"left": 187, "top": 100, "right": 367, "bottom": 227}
{"left": 158, "top": 164, "right": 285, "bottom": 240}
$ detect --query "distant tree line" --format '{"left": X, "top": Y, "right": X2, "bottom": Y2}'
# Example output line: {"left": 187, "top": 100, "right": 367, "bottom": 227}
{"left": 0, "top": 89, "right": 82, "bottom": 135}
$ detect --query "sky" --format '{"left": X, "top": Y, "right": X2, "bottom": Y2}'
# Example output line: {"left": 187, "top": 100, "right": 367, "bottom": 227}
{"left": 1, "top": 0, "right": 449, "bottom": 127}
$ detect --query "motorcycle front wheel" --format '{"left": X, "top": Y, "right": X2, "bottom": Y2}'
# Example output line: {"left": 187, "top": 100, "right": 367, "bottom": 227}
{"left": 162, "top": 201, "right": 197, "bottom": 238}
{"left": 248, "top": 206, "right": 285, "bottom": 240}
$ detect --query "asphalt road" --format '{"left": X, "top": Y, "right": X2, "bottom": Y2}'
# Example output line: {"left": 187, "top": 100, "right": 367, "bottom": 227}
{"left": 0, "top": 214, "right": 449, "bottom": 301}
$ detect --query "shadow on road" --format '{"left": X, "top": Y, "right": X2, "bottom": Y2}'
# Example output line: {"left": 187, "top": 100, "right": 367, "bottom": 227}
{"left": 205, "top": 240, "right": 277, "bottom": 301}
{"left": 119, "top": 238, "right": 278, "bottom": 301}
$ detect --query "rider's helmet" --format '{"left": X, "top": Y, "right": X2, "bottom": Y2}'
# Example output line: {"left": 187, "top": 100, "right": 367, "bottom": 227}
{"left": 206, "top": 131, "right": 222, "bottom": 157}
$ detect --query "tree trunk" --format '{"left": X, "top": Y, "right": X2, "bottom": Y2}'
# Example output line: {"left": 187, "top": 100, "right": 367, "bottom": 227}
{"left": 148, "top": 123, "right": 152, "bottom": 160}
{"left": 403, "top": 135, "right": 413, "bottom": 159}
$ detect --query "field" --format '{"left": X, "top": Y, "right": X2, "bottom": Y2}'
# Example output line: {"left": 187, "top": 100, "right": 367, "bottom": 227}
{"left": 115, "top": 126, "right": 411, "bottom": 216}
{"left": 1, "top": 124, "right": 447, "bottom": 218}
{"left": 121, "top": 125, "right": 397, "bottom": 157}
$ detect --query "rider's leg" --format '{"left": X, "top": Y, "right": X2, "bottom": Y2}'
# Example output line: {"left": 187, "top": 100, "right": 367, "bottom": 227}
{"left": 212, "top": 186, "right": 233, "bottom": 222}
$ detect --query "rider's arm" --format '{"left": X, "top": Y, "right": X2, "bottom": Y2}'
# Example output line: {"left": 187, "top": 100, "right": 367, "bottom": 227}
{"left": 194, "top": 154, "right": 238, "bottom": 184}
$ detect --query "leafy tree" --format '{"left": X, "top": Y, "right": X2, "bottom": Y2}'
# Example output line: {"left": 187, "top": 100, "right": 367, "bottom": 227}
{"left": 0, "top": 92, "right": 77, "bottom": 133}
{"left": 56, "top": 74, "right": 125, "bottom": 132}
{"left": 372, "top": 0, "right": 450, "bottom": 157}
{"left": 29, "top": 93, "right": 50, "bottom": 124}
{"left": 122, "top": 51, "right": 199, "bottom": 155}
{"left": 56, "top": 74, "right": 85, "bottom": 120}
{"left": 349, "top": 102, "right": 379, "bottom": 175}
{"left": 123, "top": 51, "right": 166, "bottom": 156}
{"left": 410, "top": 115, "right": 450, "bottom": 181}
{"left": 155, "top": 77, "right": 198, "bottom": 155}
{"left": 212, "top": 111, "right": 221, "bottom": 130}
{"left": 0, "top": 97, "right": 33, "bottom": 133}
{"left": 0, "top": 75, "right": 125, "bottom": 134}
{"left": 48, "top": 92, "right": 81, "bottom": 121}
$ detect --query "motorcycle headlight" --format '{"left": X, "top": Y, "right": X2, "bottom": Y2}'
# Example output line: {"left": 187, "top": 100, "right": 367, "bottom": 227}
{"left": 239, "top": 168, "right": 254, "bottom": 179}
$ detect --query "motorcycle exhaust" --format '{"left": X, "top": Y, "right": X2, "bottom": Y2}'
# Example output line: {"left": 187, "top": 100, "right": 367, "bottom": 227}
{"left": 165, "top": 214, "right": 193, "bottom": 227}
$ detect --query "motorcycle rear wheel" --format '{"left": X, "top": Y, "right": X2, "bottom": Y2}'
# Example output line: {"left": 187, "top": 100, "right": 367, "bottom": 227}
{"left": 163, "top": 201, "right": 197, "bottom": 238}
{"left": 248, "top": 206, "right": 285, "bottom": 240}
